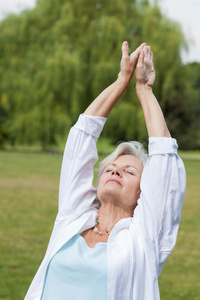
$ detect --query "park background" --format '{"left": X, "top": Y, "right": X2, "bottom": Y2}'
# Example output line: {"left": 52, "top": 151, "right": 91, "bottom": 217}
{"left": 0, "top": 0, "right": 200, "bottom": 299}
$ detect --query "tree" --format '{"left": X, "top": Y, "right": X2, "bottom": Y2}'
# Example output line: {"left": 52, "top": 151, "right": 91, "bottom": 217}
{"left": 0, "top": 0, "right": 198, "bottom": 149}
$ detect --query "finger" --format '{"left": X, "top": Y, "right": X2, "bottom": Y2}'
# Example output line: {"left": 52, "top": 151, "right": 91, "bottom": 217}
{"left": 144, "top": 46, "right": 151, "bottom": 59}
{"left": 137, "top": 49, "right": 145, "bottom": 66}
{"left": 150, "top": 50, "right": 153, "bottom": 62}
{"left": 150, "top": 51, "right": 154, "bottom": 69}
{"left": 135, "top": 42, "right": 147, "bottom": 53}
{"left": 130, "top": 43, "right": 146, "bottom": 69}
{"left": 143, "top": 46, "right": 148, "bottom": 57}
{"left": 130, "top": 42, "right": 146, "bottom": 60}
{"left": 147, "top": 46, "right": 151, "bottom": 59}
{"left": 122, "top": 41, "right": 129, "bottom": 57}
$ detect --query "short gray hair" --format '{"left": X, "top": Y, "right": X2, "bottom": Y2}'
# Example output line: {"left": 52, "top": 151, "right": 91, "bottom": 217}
{"left": 97, "top": 141, "right": 148, "bottom": 185}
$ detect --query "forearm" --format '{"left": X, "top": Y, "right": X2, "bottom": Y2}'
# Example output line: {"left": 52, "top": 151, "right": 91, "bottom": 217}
{"left": 83, "top": 41, "right": 146, "bottom": 117}
{"left": 83, "top": 77, "right": 128, "bottom": 117}
{"left": 136, "top": 85, "right": 171, "bottom": 138}
{"left": 58, "top": 115, "right": 106, "bottom": 213}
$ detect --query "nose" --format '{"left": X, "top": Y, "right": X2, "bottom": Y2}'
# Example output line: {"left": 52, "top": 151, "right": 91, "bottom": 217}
{"left": 111, "top": 169, "right": 121, "bottom": 176}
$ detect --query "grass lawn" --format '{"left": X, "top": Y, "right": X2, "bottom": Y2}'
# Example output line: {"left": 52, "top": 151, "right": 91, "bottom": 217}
{"left": 159, "top": 158, "right": 200, "bottom": 299}
{"left": 0, "top": 148, "right": 199, "bottom": 299}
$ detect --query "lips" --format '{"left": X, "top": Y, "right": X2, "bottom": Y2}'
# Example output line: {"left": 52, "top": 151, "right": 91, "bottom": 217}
{"left": 106, "top": 179, "right": 121, "bottom": 185}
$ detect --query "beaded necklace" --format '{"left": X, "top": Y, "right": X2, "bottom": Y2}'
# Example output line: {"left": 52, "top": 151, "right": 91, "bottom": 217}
{"left": 92, "top": 219, "right": 110, "bottom": 235}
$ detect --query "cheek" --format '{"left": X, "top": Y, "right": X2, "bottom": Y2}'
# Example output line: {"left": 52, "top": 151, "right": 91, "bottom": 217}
{"left": 126, "top": 178, "right": 140, "bottom": 195}
{"left": 136, "top": 178, "right": 141, "bottom": 189}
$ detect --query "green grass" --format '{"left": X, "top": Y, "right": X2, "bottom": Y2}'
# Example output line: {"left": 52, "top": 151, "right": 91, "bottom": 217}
{"left": 159, "top": 159, "right": 200, "bottom": 299}
{"left": 0, "top": 149, "right": 199, "bottom": 299}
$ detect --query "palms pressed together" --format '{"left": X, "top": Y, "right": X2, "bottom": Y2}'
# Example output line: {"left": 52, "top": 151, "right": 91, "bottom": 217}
{"left": 136, "top": 46, "right": 155, "bottom": 88}
{"left": 118, "top": 42, "right": 155, "bottom": 90}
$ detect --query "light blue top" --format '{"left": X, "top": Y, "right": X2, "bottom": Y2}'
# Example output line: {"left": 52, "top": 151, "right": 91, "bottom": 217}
{"left": 41, "top": 234, "right": 107, "bottom": 300}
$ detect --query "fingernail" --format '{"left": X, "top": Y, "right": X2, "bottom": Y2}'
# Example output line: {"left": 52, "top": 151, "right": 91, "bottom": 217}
{"left": 123, "top": 41, "right": 128, "bottom": 46}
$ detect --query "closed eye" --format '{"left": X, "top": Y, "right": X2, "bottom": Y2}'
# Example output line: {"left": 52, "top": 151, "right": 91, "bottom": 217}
{"left": 124, "top": 168, "right": 135, "bottom": 175}
{"left": 127, "top": 171, "right": 134, "bottom": 175}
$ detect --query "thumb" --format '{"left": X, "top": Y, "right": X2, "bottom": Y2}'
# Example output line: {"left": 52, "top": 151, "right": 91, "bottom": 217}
{"left": 121, "top": 41, "right": 129, "bottom": 57}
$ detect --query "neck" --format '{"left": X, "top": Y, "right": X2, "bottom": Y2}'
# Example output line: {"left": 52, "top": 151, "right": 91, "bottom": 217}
{"left": 97, "top": 202, "right": 133, "bottom": 233}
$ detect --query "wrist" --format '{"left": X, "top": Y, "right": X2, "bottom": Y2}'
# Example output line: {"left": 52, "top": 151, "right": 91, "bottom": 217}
{"left": 116, "top": 76, "right": 131, "bottom": 90}
{"left": 136, "top": 83, "right": 153, "bottom": 97}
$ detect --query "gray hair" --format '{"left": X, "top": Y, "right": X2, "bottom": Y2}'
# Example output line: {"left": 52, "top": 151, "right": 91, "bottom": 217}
{"left": 97, "top": 141, "right": 148, "bottom": 185}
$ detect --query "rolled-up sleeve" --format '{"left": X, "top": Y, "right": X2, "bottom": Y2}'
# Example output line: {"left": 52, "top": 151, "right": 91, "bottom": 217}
{"left": 58, "top": 114, "right": 106, "bottom": 218}
{"left": 134, "top": 137, "right": 186, "bottom": 274}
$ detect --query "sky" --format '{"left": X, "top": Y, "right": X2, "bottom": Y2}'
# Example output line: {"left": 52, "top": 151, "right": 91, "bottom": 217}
{"left": 158, "top": 0, "right": 200, "bottom": 63}
{"left": 0, "top": 0, "right": 199, "bottom": 63}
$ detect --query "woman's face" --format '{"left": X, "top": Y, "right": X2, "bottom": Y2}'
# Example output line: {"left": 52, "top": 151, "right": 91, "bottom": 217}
{"left": 97, "top": 155, "right": 143, "bottom": 212}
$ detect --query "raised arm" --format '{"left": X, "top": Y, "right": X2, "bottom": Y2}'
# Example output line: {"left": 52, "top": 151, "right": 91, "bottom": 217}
{"left": 135, "top": 46, "right": 171, "bottom": 138}
{"left": 58, "top": 41, "right": 146, "bottom": 217}
{"left": 134, "top": 47, "right": 186, "bottom": 275}
{"left": 83, "top": 41, "right": 146, "bottom": 117}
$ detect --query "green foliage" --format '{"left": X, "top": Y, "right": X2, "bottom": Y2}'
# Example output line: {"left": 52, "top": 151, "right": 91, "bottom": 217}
{"left": 0, "top": 0, "right": 199, "bottom": 149}
{"left": 102, "top": 100, "right": 148, "bottom": 145}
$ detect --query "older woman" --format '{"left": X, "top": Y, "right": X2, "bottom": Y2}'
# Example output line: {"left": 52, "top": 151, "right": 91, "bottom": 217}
{"left": 25, "top": 41, "right": 186, "bottom": 300}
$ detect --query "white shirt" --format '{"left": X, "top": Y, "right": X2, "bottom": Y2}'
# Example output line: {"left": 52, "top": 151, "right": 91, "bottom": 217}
{"left": 24, "top": 114, "right": 186, "bottom": 300}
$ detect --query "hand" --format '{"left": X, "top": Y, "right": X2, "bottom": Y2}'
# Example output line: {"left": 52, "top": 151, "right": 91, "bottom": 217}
{"left": 136, "top": 46, "right": 155, "bottom": 88}
{"left": 118, "top": 41, "right": 146, "bottom": 86}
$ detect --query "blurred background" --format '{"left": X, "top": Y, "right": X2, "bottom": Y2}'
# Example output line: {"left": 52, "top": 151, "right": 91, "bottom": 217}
{"left": 0, "top": 0, "right": 200, "bottom": 150}
{"left": 0, "top": 0, "right": 200, "bottom": 299}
